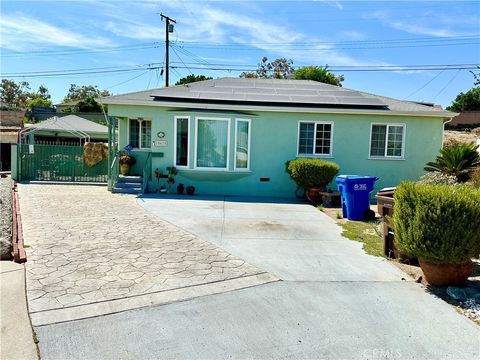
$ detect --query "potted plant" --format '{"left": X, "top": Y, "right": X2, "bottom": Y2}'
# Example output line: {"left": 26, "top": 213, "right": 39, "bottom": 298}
{"left": 119, "top": 149, "right": 136, "bottom": 176}
{"left": 166, "top": 166, "right": 177, "bottom": 194}
{"left": 177, "top": 183, "right": 185, "bottom": 194}
{"left": 286, "top": 158, "right": 339, "bottom": 203}
{"left": 393, "top": 182, "right": 480, "bottom": 286}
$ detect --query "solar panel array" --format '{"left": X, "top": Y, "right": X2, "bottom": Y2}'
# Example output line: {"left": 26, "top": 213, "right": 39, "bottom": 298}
{"left": 150, "top": 78, "right": 388, "bottom": 108}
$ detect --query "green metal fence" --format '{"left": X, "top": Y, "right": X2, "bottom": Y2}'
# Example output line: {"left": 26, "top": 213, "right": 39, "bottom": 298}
{"left": 18, "top": 144, "right": 108, "bottom": 182}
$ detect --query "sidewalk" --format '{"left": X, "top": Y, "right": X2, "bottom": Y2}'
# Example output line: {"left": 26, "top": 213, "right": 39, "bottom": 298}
{"left": 1, "top": 261, "right": 38, "bottom": 360}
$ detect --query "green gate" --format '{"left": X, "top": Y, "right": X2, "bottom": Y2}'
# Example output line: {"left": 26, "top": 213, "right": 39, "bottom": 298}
{"left": 17, "top": 144, "right": 108, "bottom": 182}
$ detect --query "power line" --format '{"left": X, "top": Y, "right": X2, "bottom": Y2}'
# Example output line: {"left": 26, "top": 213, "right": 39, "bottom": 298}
{"left": 432, "top": 69, "right": 463, "bottom": 100}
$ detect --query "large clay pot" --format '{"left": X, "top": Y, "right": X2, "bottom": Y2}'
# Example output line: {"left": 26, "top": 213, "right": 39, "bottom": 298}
{"left": 305, "top": 187, "right": 323, "bottom": 204}
{"left": 186, "top": 185, "right": 195, "bottom": 196}
{"left": 419, "top": 259, "right": 473, "bottom": 287}
{"left": 177, "top": 183, "right": 185, "bottom": 194}
{"left": 120, "top": 164, "right": 130, "bottom": 175}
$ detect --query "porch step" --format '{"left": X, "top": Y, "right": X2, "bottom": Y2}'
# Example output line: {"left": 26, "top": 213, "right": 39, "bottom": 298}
{"left": 117, "top": 175, "right": 143, "bottom": 183}
{"left": 113, "top": 175, "right": 143, "bottom": 194}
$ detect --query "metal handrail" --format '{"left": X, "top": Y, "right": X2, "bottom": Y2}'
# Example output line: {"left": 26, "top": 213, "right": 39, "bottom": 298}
{"left": 142, "top": 152, "right": 152, "bottom": 194}
{"left": 108, "top": 152, "right": 119, "bottom": 191}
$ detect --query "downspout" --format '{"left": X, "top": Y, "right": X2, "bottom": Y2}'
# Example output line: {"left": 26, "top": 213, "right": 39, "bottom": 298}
{"left": 441, "top": 117, "right": 453, "bottom": 148}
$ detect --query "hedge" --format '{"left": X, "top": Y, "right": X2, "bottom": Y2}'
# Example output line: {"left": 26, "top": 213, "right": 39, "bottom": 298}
{"left": 393, "top": 182, "right": 480, "bottom": 264}
{"left": 286, "top": 158, "right": 339, "bottom": 190}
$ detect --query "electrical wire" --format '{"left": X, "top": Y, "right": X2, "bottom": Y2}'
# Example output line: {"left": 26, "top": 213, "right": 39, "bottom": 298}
{"left": 403, "top": 70, "right": 446, "bottom": 100}
{"left": 432, "top": 69, "right": 463, "bottom": 100}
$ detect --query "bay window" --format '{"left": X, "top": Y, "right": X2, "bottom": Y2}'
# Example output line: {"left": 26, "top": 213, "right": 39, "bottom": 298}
{"left": 235, "top": 119, "right": 250, "bottom": 170}
{"left": 175, "top": 116, "right": 189, "bottom": 167}
{"left": 195, "top": 117, "right": 230, "bottom": 170}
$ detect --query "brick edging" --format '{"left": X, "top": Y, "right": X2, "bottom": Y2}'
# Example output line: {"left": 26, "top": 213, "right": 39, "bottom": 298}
{"left": 11, "top": 182, "right": 26, "bottom": 263}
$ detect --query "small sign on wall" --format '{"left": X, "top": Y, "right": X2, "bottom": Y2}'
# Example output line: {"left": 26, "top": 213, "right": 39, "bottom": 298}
{"left": 29, "top": 144, "right": 34, "bottom": 154}
{"left": 153, "top": 140, "right": 167, "bottom": 147}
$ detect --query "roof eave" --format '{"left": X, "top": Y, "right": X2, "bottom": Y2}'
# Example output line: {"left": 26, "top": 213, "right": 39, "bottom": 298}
{"left": 104, "top": 99, "right": 456, "bottom": 118}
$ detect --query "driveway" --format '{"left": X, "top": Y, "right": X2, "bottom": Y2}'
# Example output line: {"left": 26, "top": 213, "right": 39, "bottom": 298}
{"left": 18, "top": 185, "right": 275, "bottom": 326}
{"left": 29, "top": 193, "right": 479, "bottom": 359}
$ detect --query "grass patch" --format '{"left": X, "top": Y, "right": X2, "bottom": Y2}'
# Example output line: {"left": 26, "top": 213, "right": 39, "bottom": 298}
{"left": 340, "top": 220, "right": 384, "bottom": 257}
{"left": 317, "top": 205, "right": 325, "bottom": 212}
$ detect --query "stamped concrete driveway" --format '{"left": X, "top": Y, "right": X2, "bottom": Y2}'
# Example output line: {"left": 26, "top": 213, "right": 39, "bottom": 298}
{"left": 18, "top": 185, "right": 275, "bottom": 326}
{"left": 32, "top": 194, "right": 479, "bottom": 359}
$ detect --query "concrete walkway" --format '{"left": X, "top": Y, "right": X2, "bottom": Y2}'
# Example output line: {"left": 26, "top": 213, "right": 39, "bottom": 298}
{"left": 0, "top": 261, "right": 38, "bottom": 360}
{"left": 138, "top": 195, "right": 407, "bottom": 282}
{"left": 18, "top": 185, "right": 275, "bottom": 326}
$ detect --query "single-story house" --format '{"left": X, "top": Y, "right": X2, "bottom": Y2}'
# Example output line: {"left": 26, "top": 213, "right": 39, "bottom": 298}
{"left": 21, "top": 114, "right": 108, "bottom": 145}
{"left": 103, "top": 78, "right": 457, "bottom": 198}
{"left": 0, "top": 108, "right": 24, "bottom": 171}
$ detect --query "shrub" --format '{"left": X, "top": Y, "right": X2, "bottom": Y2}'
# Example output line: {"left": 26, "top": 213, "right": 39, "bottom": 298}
{"left": 418, "top": 172, "right": 458, "bottom": 186}
{"left": 424, "top": 143, "right": 480, "bottom": 182}
{"left": 393, "top": 182, "right": 480, "bottom": 264}
{"left": 286, "top": 158, "right": 339, "bottom": 189}
{"left": 470, "top": 167, "right": 480, "bottom": 188}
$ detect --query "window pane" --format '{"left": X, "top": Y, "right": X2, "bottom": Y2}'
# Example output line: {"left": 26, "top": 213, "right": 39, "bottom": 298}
{"left": 386, "top": 125, "right": 403, "bottom": 157}
{"left": 315, "top": 123, "right": 332, "bottom": 155}
{"left": 235, "top": 120, "right": 249, "bottom": 169}
{"left": 129, "top": 119, "right": 139, "bottom": 148}
{"left": 298, "top": 123, "right": 314, "bottom": 154}
{"left": 197, "top": 119, "right": 228, "bottom": 168}
{"left": 141, "top": 121, "right": 151, "bottom": 148}
{"left": 370, "top": 125, "right": 386, "bottom": 157}
{"left": 176, "top": 118, "right": 189, "bottom": 166}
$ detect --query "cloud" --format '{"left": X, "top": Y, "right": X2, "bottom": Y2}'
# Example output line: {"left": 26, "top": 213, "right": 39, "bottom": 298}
{"left": 369, "top": 10, "right": 469, "bottom": 37}
{"left": 0, "top": 13, "right": 111, "bottom": 51}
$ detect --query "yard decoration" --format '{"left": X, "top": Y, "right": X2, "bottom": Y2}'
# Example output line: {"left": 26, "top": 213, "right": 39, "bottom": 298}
{"left": 119, "top": 152, "right": 136, "bottom": 175}
{"left": 166, "top": 166, "right": 177, "bottom": 194}
{"left": 186, "top": 185, "right": 195, "bottom": 195}
{"left": 154, "top": 168, "right": 162, "bottom": 193}
{"left": 424, "top": 143, "right": 480, "bottom": 182}
{"left": 286, "top": 158, "right": 339, "bottom": 203}
{"left": 393, "top": 182, "right": 480, "bottom": 286}
{"left": 83, "top": 142, "right": 108, "bottom": 167}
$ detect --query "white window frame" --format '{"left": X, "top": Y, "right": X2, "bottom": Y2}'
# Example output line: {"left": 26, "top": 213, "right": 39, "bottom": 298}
{"left": 194, "top": 117, "right": 231, "bottom": 171}
{"left": 368, "top": 123, "right": 406, "bottom": 160}
{"left": 296, "top": 121, "right": 334, "bottom": 158}
{"left": 173, "top": 116, "right": 190, "bottom": 169}
{"left": 234, "top": 118, "right": 251, "bottom": 172}
{"left": 127, "top": 118, "right": 151, "bottom": 150}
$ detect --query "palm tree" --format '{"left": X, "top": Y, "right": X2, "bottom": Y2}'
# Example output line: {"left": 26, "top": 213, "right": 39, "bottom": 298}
{"left": 425, "top": 143, "right": 480, "bottom": 182}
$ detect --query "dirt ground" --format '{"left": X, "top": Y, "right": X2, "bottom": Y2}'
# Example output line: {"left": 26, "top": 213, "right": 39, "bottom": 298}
{"left": 444, "top": 129, "right": 479, "bottom": 147}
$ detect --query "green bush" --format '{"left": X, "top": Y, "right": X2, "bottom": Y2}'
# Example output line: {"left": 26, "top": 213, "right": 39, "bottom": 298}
{"left": 286, "top": 158, "right": 339, "bottom": 189}
{"left": 393, "top": 182, "right": 480, "bottom": 264}
{"left": 424, "top": 143, "right": 480, "bottom": 182}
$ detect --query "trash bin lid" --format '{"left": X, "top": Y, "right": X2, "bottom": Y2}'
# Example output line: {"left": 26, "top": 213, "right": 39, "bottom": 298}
{"left": 336, "top": 175, "right": 379, "bottom": 181}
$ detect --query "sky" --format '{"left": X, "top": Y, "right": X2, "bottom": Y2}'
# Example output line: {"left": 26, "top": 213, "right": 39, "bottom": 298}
{"left": 0, "top": 0, "right": 479, "bottom": 107}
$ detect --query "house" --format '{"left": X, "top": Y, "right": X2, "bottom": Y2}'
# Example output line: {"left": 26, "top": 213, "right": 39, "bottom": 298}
{"left": 102, "top": 78, "right": 457, "bottom": 197}
{"left": 21, "top": 114, "right": 108, "bottom": 145}
{"left": 0, "top": 108, "right": 24, "bottom": 171}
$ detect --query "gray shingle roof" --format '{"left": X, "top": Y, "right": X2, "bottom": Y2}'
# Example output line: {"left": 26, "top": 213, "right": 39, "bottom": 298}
{"left": 29, "top": 115, "right": 108, "bottom": 134}
{"left": 102, "top": 78, "right": 457, "bottom": 118}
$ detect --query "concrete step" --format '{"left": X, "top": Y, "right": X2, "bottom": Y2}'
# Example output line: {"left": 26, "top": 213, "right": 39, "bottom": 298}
{"left": 116, "top": 182, "right": 143, "bottom": 189}
{"left": 112, "top": 186, "right": 142, "bottom": 194}
{"left": 117, "top": 175, "right": 143, "bottom": 184}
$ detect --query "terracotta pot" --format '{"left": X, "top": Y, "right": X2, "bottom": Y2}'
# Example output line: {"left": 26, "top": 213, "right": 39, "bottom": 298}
{"left": 419, "top": 259, "right": 473, "bottom": 287}
{"left": 177, "top": 184, "right": 185, "bottom": 194}
{"left": 186, "top": 185, "right": 195, "bottom": 196}
{"left": 305, "top": 187, "right": 323, "bottom": 204}
{"left": 120, "top": 164, "right": 130, "bottom": 175}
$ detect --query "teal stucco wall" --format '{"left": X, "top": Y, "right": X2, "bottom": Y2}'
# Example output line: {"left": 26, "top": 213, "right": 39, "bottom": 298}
{"left": 109, "top": 104, "right": 444, "bottom": 198}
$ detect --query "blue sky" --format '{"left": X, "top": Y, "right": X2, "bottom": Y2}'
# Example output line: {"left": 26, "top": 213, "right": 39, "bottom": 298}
{"left": 1, "top": 0, "right": 479, "bottom": 107}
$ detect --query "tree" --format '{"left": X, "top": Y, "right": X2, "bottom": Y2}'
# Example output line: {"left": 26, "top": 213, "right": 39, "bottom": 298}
{"left": 63, "top": 84, "right": 110, "bottom": 102}
{"left": 446, "top": 87, "right": 480, "bottom": 112}
{"left": 0, "top": 79, "right": 30, "bottom": 108}
{"left": 76, "top": 95, "right": 103, "bottom": 112}
{"left": 240, "top": 57, "right": 294, "bottom": 79}
{"left": 175, "top": 74, "right": 213, "bottom": 86}
{"left": 471, "top": 66, "right": 480, "bottom": 86}
{"left": 294, "top": 65, "right": 344, "bottom": 87}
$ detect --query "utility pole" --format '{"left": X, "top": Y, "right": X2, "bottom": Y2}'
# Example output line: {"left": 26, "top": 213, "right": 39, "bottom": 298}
{"left": 160, "top": 13, "right": 176, "bottom": 87}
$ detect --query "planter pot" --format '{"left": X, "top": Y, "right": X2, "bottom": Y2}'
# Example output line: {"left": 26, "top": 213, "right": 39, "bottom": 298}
{"left": 186, "top": 186, "right": 195, "bottom": 196}
{"left": 177, "top": 184, "right": 185, "bottom": 194}
{"left": 120, "top": 164, "right": 130, "bottom": 175}
{"left": 419, "top": 259, "right": 473, "bottom": 287}
{"left": 305, "top": 187, "right": 323, "bottom": 204}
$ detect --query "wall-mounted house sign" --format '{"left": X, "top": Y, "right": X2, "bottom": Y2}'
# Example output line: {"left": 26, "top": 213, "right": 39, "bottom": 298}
{"left": 153, "top": 140, "right": 167, "bottom": 147}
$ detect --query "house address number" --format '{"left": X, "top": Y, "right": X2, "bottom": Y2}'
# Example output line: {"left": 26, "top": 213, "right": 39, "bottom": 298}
{"left": 153, "top": 140, "right": 167, "bottom": 147}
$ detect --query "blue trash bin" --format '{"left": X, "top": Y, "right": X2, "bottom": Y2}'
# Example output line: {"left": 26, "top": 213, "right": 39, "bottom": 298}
{"left": 336, "top": 175, "right": 379, "bottom": 221}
